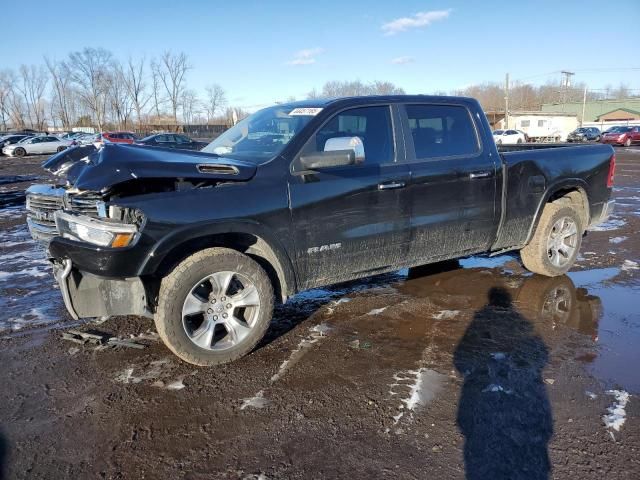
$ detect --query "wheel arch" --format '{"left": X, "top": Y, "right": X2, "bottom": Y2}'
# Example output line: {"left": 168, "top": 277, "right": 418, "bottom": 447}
{"left": 142, "top": 221, "right": 297, "bottom": 305}
{"left": 525, "top": 179, "right": 590, "bottom": 245}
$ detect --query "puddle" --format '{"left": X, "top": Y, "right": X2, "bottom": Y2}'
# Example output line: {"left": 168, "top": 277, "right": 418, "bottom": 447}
{"left": 0, "top": 221, "right": 66, "bottom": 334}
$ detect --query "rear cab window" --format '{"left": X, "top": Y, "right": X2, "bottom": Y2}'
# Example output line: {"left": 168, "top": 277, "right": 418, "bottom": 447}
{"left": 403, "top": 104, "right": 481, "bottom": 160}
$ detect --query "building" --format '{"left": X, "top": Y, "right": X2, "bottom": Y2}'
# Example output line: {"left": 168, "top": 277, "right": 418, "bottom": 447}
{"left": 595, "top": 108, "right": 640, "bottom": 122}
{"left": 541, "top": 98, "right": 640, "bottom": 123}
{"left": 490, "top": 111, "right": 579, "bottom": 141}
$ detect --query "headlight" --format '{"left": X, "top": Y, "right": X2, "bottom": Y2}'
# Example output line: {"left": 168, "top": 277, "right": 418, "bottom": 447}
{"left": 55, "top": 211, "right": 138, "bottom": 248}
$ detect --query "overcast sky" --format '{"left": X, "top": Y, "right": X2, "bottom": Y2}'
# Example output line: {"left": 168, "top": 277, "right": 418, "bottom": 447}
{"left": 3, "top": 0, "right": 639, "bottom": 109}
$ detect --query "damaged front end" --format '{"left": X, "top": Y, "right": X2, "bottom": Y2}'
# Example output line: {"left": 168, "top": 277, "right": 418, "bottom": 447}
{"left": 29, "top": 142, "right": 256, "bottom": 320}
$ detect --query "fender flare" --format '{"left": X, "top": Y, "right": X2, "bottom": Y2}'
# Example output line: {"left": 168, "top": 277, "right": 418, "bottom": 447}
{"left": 140, "top": 219, "right": 298, "bottom": 299}
{"left": 524, "top": 178, "right": 590, "bottom": 245}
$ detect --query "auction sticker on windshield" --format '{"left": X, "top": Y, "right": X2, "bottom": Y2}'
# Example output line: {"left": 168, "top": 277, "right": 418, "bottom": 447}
{"left": 289, "top": 107, "right": 323, "bottom": 116}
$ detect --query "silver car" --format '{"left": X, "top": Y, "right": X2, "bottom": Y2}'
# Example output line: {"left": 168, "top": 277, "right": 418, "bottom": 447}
{"left": 2, "top": 135, "right": 74, "bottom": 157}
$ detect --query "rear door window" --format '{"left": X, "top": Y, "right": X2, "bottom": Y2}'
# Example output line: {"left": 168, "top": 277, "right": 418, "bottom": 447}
{"left": 404, "top": 104, "right": 480, "bottom": 160}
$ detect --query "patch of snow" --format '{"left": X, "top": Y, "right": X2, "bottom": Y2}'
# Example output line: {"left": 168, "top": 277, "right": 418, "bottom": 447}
{"left": 367, "top": 307, "right": 387, "bottom": 315}
{"left": 433, "top": 310, "right": 459, "bottom": 320}
{"left": 389, "top": 368, "right": 446, "bottom": 423}
{"left": 609, "top": 236, "right": 627, "bottom": 244}
{"left": 482, "top": 383, "right": 513, "bottom": 394}
{"left": 603, "top": 390, "right": 630, "bottom": 432}
{"left": 589, "top": 218, "right": 626, "bottom": 232}
{"left": 240, "top": 390, "right": 270, "bottom": 410}
{"left": 586, "top": 391, "right": 597, "bottom": 399}
{"left": 325, "top": 297, "right": 351, "bottom": 315}
{"left": 270, "top": 323, "right": 331, "bottom": 383}
{"left": 165, "top": 377, "right": 186, "bottom": 390}
{"left": 622, "top": 260, "right": 639, "bottom": 271}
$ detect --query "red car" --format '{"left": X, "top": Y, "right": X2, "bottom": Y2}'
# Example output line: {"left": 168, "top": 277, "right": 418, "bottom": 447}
{"left": 97, "top": 131, "right": 137, "bottom": 146}
{"left": 600, "top": 126, "right": 640, "bottom": 147}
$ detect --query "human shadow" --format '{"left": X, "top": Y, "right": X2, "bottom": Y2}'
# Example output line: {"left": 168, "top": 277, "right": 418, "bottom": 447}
{"left": 454, "top": 287, "right": 553, "bottom": 480}
{"left": 0, "top": 429, "right": 8, "bottom": 480}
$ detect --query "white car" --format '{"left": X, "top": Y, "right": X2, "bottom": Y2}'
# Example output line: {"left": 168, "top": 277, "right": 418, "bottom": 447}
{"left": 2, "top": 135, "right": 74, "bottom": 157}
{"left": 493, "top": 129, "right": 526, "bottom": 145}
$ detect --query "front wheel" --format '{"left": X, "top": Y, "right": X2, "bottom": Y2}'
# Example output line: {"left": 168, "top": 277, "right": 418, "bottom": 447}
{"left": 594, "top": 135, "right": 601, "bottom": 142}
{"left": 14, "top": 147, "right": 26, "bottom": 157}
{"left": 520, "top": 201, "right": 583, "bottom": 277}
{"left": 56, "top": 146, "right": 67, "bottom": 152}
{"left": 155, "top": 247, "right": 274, "bottom": 366}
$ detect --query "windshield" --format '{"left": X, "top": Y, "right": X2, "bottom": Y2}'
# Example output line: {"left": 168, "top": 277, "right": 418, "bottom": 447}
{"left": 611, "top": 127, "right": 632, "bottom": 133}
{"left": 493, "top": 130, "right": 504, "bottom": 135}
{"left": 201, "top": 105, "right": 318, "bottom": 162}
{"left": 575, "top": 128, "right": 587, "bottom": 133}
{"left": 18, "top": 136, "right": 34, "bottom": 144}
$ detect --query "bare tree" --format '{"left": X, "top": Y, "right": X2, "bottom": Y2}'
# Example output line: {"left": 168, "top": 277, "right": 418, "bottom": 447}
{"left": 307, "top": 80, "right": 405, "bottom": 98}
{"left": 181, "top": 89, "right": 200, "bottom": 125}
{"left": 67, "top": 47, "right": 114, "bottom": 131}
{"left": 0, "top": 70, "right": 16, "bottom": 131}
{"left": 45, "top": 58, "right": 74, "bottom": 129}
{"left": 122, "top": 56, "right": 151, "bottom": 127}
{"left": 17, "top": 64, "right": 48, "bottom": 130}
{"left": 153, "top": 51, "right": 190, "bottom": 123}
{"left": 108, "top": 66, "right": 133, "bottom": 129}
{"left": 204, "top": 84, "right": 226, "bottom": 122}
{"left": 150, "top": 60, "right": 164, "bottom": 119}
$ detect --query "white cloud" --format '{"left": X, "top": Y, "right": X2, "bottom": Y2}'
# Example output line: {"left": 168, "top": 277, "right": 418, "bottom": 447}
{"left": 391, "top": 56, "right": 415, "bottom": 65}
{"left": 382, "top": 10, "right": 452, "bottom": 36}
{"left": 287, "top": 47, "right": 324, "bottom": 66}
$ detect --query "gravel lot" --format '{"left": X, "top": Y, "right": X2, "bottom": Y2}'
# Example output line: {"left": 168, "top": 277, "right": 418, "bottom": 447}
{"left": 1, "top": 149, "right": 639, "bottom": 479}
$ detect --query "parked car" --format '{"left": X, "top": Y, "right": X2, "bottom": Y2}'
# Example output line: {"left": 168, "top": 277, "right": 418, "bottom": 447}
{"left": 75, "top": 133, "right": 100, "bottom": 145}
{"left": 492, "top": 129, "right": 526, "bottom": 144}
{"left": 27, "top": 95, "right": 615, "bottom": 366}
{"left": 2, "top": 135, "right": 73, "bottom": 157}
{"left": 97, "top": 131, "right": 137, "bottom": 146}
{"left": 135, "top": 133, "right": 208, "bottom": 151}
{"left": 600, "top": 126, "right": 640, "bottom": 147}
{"left": 0, "top": 134, "right": 32, "bottom": 151}
{"left": 567, "top": 127, "right": 601, "bottom": 142}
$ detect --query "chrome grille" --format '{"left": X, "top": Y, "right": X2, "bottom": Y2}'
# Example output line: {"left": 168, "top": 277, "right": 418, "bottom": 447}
{"left": 66, "top": 191, "right": 102, "bottom": 218}
{"left": 26, "top": 185, "right": 65, "bottom": 243}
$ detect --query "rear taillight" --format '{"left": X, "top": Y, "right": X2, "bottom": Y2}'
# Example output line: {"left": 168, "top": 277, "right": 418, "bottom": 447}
{"left": 607, "top": 154, "right": 616, "bottom": 188}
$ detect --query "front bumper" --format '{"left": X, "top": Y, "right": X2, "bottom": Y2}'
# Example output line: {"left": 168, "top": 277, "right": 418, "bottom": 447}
{"left": 53, "top": 258, "right": 151, "bottom": 319}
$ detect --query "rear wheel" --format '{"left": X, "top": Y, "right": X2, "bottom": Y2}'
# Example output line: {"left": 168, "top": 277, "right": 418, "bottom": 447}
{"left": 56, "top": 146, "right": 67, "bottom": 152}
{"left": 14, "top": 147, "right": 26, "bottom": 157}
{"left": 517, "top": 138, "right": 523, "bottom": 144}
{"left": 520, "top": 201, "right": 583, "bottom": 277}
{"left": 155, "top": 247, "right": 274, "bottom": 366}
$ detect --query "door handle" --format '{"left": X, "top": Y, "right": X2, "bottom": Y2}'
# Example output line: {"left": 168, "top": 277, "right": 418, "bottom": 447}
{"left": 469, "top": 171, "right": 492, "bottom": 179}
{"left": 378, "top": 181, "right": 406, "bottom": 190}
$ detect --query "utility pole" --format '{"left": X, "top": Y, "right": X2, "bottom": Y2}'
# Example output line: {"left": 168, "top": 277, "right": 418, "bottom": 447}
{"left": 560, "top": 71, "right": 575, "bottom": 108}
{"left": 581, "top": 86, "right": 587, "bottom": 127}
{"left": 504, "top": 73, "right": 509, "bottom": 129}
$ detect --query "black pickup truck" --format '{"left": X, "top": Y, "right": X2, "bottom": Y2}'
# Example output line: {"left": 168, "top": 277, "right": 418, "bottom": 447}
{"left": 26, "top": 95, "right": 616, "bottom": 366}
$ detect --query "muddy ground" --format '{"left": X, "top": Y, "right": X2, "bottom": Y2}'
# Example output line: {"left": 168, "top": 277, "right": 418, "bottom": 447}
{"left": 0, "top": 150, "right": 639, "bottom": 479}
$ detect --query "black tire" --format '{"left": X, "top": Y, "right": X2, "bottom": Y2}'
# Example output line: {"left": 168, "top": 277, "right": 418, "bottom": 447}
{"left": 155, "top": 247, "right": 274, "bottom": 366}
{"left": 520, "top": 200, "right": 583, "bottom": 277}
{"left": 517, "top": 138, "right": 523, "bottom": 144}
{"left": 594, "top": 135, "right": 601, "bottom": 142}
{"left": 56, "top": 146, "right": 67, "bottom": 152}
{"left": 14, "top": 147, "right": 26, "bottom": 157}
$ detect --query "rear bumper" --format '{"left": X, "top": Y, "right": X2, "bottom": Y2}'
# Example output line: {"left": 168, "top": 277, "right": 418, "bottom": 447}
{"left": 53, "top": 258, "right": 152, "bottom": 319}
{"left": 588, "top": 199, "right": 615, "bottom": 229}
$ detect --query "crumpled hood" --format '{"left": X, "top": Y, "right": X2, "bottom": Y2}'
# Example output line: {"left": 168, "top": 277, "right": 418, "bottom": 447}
{"left": 42, "top": 143, "right": 257, "bottom": 191}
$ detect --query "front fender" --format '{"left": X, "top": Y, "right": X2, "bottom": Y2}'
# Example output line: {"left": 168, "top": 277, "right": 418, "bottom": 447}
{"left": 140, "top": 219, "right": 298, "bottom": 297}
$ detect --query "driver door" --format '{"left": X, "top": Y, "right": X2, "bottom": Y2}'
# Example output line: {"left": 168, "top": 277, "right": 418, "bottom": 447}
{"left": 288, "top": 105, "right": 411, "bottom": 289}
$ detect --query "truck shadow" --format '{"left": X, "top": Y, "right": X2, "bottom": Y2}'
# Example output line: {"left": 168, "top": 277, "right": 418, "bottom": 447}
{"left": 454, "top": 287, "right": 553, "bottom": 480}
